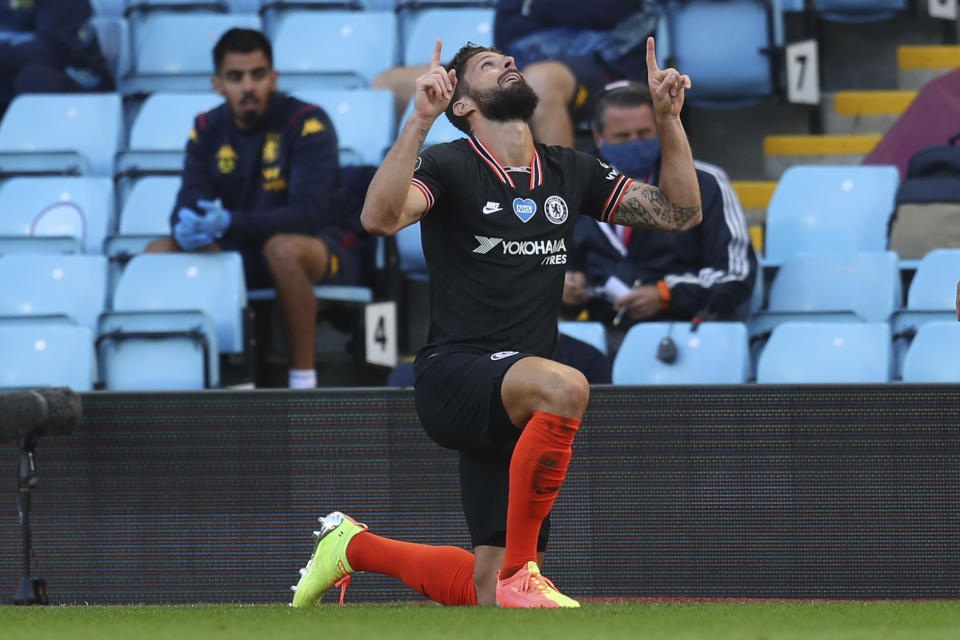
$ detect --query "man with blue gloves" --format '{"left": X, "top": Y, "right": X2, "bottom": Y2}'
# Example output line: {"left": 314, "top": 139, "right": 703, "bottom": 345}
{"left": 146, "top": 28, "right": 370, "bottom": 389}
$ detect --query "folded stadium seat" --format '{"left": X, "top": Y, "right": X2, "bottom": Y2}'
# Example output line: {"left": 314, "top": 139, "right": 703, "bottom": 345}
{"left": 762, "top": 165, "right": 899, "bottom": 267}
{"left": 558, "top": 321, "right": 608, "bottom": 356}
{"left": 99, "top": 252, "right": 247, "bottom": 388}
{"left": 813, "top": 0, "right": 907, "bottom": 22}
{"left": 122, "top": 13, "right": 261, "bottom": 94}
{"left": 109, "top": 252, "right": 247, "bottom": 353}
{"left": 0, "top": 324, "right": 97, "bottom": 391}
{"left": 0, "top": 93, "right": 123, "bottom": 177}
{"left": 749, "top": 250, "right": 902, "bottom": 335}
{"left": 91, "top": 16, "right": 132, "bottom": 85}
{"left": 612, "top": 322, "right": 751, "bottom": 384}
{"left": 116, "top": 92, "right": 222, "bottom": 181}
{"left": 399, "top": 7, "right": 495, "bottom": 66}
{"left": 270, "top": 11, "right": 397, "bottom": 91}
{"left": 97, "top": 309, "right": 219, "bottom": 389}
{"left": 756, "top": 321, "right": 892, "bottom": 383}
{"left": 125, "top": 0, "right": 231, "bottom": 13}
{"left": 0, "top": 254, "right": 109, "bottom": 334}
{"left": 0, "top": 177, "right": 115, "bottom": 255}
{"left": 103, "top": 176, "right": 179, "bottom": 260}
{"left": 901, "top": 321, "right": 960, "bottom": 382}
{"left": 890, "top": 249, "right": 960, "bottom": 379}
{"left": 660, "top": 0, "right": 778, "bottom": 106}
{"left": 294, "top": 89, "right": 395, "bottom": 166}
{"left": 90, "top": 0, "right": 126, "bottom": 16}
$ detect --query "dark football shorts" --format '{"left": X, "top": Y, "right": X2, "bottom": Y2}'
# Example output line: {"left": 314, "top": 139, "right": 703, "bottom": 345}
{"left": 219, "top": 228, "right": 364, "bottom": 290}
{"left": 414, "top": 347, "right": 550, "bottom": 551}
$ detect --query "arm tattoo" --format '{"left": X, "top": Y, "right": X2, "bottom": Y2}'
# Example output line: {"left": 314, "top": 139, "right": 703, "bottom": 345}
{"left": 611, "top": 183, "right": 701, "bottom": 231}
{"left": 416, "top": 128, "right": 428, "bottom": 155}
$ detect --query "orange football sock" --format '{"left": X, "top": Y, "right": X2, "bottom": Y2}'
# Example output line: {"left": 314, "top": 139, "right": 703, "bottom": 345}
{"left": 500, "top": 410, "right": 580, "bottom": 578}
{"left": 346, "top": 532, "right": 478, "bottom": 606}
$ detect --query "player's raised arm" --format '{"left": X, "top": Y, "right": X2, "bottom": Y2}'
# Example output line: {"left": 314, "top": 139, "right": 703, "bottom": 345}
{"left": 361, "top": 39, "right": 456, "bottom": 236}
{"left": 611, "top": 37, "right": 701, "bottom": 231}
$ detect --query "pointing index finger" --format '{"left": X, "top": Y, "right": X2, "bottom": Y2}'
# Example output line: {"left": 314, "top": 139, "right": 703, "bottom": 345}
{"left": 645, "top": 36, "right": 660, "bottom": 75}
{"left": 430, "top": 38, "right": 443, "bottom": 68}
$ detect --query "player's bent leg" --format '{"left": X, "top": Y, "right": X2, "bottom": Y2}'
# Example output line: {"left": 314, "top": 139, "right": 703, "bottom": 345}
{"left": 496, "top": 358, "right": 585, "bottom": 606}
{"left": 263, "top": 234, "right": 328, "bottom": 372}
{"left": 521, "top": 60, "right": 577, "bottom": 148}
{"left": 291, "top": 511, "right": 368, "bottom": 607}
{"left": 500, "top": 357, "right": 589, "bottom": 427}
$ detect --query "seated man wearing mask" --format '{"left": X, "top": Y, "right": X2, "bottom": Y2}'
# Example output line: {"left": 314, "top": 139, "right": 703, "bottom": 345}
{"left": 563, "top": 81, "right": 757, "bottom": 346}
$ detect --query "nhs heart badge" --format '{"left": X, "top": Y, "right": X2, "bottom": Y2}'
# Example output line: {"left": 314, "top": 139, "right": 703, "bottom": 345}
{"left": 512, "top": 197, "right": 537, "bottom": 223}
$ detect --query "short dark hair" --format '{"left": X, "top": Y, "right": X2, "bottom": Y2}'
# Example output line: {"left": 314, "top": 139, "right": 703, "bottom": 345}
{"left": 592, "top": 81, "right": 653, "bottom": 135}
{"left": 444, "top": 42, "right": 506, "bottom": 135}
{"left": 213, "top": 28, "right": 273, "bottom": 73}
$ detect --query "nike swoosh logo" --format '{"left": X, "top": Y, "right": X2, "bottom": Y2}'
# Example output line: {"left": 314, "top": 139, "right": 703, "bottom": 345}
{"left": 482, "top": 203, "right": 503, "bottom": 214}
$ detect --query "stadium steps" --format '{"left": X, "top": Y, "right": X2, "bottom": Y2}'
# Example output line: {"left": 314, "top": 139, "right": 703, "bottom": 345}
{"left": 821, "top": 90, "right": 916, "bottom": 135}
{"left": 762, "top": 134, "right": 882, "bottom": 180}
{"left": 897, "top": 44, "right": 960, "bottom": 89}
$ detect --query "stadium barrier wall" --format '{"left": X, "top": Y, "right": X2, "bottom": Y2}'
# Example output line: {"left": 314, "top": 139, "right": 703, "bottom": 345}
{"left": 1, "top": 385, "right": 959, "bottom": 604}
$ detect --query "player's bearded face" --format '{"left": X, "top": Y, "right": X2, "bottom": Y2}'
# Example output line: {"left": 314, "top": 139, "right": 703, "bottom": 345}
{"left": 470, "top": 76, "right": 540, "bottom": 123}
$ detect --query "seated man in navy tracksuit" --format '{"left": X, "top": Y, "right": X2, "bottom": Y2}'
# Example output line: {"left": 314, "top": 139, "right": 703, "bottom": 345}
{"left": 147, "top": 28, "right": 371, "bottom": 389}
{"left": 563, "top": 81, "right": 757, "bottom": 349}
{"left": 0, "top": 0, "right": 113, "bottom": 116}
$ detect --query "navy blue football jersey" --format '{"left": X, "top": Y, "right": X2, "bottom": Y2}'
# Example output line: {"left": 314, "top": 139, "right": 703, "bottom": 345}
{"left": 412, "top": 135, "right": 634, "bottom": 357}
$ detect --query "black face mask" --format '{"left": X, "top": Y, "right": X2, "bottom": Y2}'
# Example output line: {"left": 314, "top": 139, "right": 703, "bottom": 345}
{"left": 470, "top": 80, "right": 540, "bottom": 123}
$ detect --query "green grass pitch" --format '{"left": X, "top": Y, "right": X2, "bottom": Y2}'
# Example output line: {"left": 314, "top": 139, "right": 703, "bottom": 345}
{"left": 3, "top": 601, "right": 960, "bottom": 640}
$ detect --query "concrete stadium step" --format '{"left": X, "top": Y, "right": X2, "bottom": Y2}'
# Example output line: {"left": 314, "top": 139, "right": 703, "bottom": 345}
{"left": 821, "top": 90, "right": 916, "bottom": 135}
{"left": 762, "top": 134, "right": 881, "bottom": 180}
{"left": 897, "top": 44, "right": 960, "bottom": 89}
{"left": 732, "top": 180, "right": 776, "bottom": 254}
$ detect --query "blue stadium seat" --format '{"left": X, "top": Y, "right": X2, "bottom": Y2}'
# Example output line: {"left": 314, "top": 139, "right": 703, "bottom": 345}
{"left": 400, "top": 7, "right": 495, "bottom": 66}
{"left": 125, "top": 0, "right": 231, "bottom": 13}
{"left": 661, "top": 0, "right": 775, "bottom": 105}
{"left": 814, "top": 0, "right": 907, "bottom": 22}
{"left": 123, "top": 13, "right": 261, "bottom": 94}
{"left": 0, "top": 255, "right": 109, "bottom": 333}
{"left": 117, "top": 92, "right": 222, "bottom": 178}
{"left": 295, "top": 89, "right": 395, "bottom": 166}
{"left": 399, "top": 97, "right": 465, "bottom": 147}
{"left": 558, "top": 321, "right": 608, "bottom": 356}
{"left": 0, "top": 93, "right": 123, "bottom": 177}
{"left": 271, "top": 11, "right": 397, "bottom": 90}
{"left": 91, "top": 16, "right": 132, "bottom": 84}
{"left": 890, "top": 249, "right": 960, "bottom": 378}
{"left": 901, "top": 322, "right": 960, "bottom": 382}
{"left": 749, "top": 251, "right": 902, "bottom": 336}
{"left": 763, "top": 165, "right": 900, "bottom": 266}
{"left": 90, "top": 0, "right": 125, "bottom": 16}
{"left": 97, "top": 309, "right": 219, "bottom": 389}
{"left": 756, "top": 322, "right": 892, "bottom": 383}
{"left": 0, "top": 324, "right": 96, "bottom": 391}
{"left": 612, "top": 322, "right": 751, "bottom": 384}
{"left": 0, "top": 177, "right": 114, "bottom": 255}
{"left": 104, "top": 176, "right": 180, "bottom": 259}
{"left": 110, "top": 252, "right": 247, "bottom": 354}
